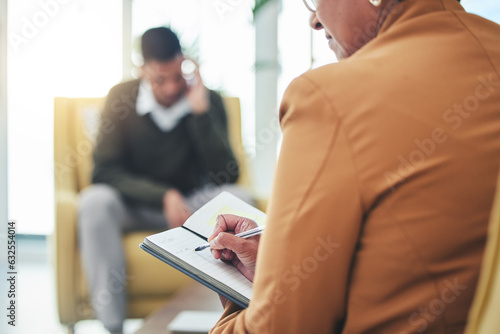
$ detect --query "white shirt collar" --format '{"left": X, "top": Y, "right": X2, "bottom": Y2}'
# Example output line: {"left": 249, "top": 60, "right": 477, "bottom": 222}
{"left": 136, "top": 79, "right": 191, "bottom": 132}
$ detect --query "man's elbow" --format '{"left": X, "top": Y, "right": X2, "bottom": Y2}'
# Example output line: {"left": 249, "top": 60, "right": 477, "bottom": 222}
{"left": 91, "top": 168, "right": 109, "bottom": 185}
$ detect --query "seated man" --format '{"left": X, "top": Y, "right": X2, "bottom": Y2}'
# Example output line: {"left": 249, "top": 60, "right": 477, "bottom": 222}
{"left": 78, "top": 27, "right": 252, "bottom": 334}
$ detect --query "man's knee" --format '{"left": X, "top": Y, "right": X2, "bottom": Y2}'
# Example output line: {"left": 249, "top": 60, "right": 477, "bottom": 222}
{"left": 79, "top": 184, "right": 125, "bottom": 218}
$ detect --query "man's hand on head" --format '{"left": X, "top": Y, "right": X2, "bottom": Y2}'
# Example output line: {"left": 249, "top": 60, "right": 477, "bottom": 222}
{"left": 185, "top": 62, "right": 209, "bottom": 115}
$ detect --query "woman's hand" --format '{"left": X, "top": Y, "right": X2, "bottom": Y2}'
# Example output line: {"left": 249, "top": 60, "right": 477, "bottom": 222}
{"left": 208, "top": 214, "right": 261, "bottom": 283}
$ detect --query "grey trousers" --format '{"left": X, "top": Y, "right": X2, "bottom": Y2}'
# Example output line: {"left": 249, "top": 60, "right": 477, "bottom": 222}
{"left": 78, "top": 183, "right": 254, "bottom": 333}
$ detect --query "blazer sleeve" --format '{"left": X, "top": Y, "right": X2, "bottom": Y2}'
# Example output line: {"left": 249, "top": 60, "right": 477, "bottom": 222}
{"left": 210, "top": 75, "right": 364, "bottom": 333}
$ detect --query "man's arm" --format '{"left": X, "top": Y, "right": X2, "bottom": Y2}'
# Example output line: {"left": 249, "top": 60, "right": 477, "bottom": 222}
{"left": 92, "top": 82, "right": 172, "bottom": 208}
{"left": 209, "top": 75, "right": 364, "bottom": 333}
{"left": 185, "top": 90, "right": 240, "bottom": 185}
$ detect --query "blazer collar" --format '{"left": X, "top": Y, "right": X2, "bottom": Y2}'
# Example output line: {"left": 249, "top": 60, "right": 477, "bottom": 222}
{"left": 378, "top": 0, "right": 465, "bottom": 35}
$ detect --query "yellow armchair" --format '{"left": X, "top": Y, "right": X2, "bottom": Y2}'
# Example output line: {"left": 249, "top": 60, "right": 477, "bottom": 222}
{"left": 53, "top": 96, "right": 252, "bottom": 330}
{"left": 465, "top": 167, "right": 500, "bottom": 334}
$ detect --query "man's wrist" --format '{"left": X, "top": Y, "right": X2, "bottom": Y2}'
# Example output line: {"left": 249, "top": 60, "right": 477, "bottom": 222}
{"left": 163, "top": 188, "right": 176, "bottom": 205}
{"left": 163, "top": 188, "right": 178, "bottom": 199}
{"left": 190, "top": 100, "right": 209, "bottom": 115}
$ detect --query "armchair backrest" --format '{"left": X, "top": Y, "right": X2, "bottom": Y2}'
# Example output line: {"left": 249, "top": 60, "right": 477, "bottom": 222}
{"left": 54, "top": 96, "right": 250, "bottom": 194}
{"left": 465, "top": 167, "right": 500, "bottom": 333}
{"left": 54, "top": 97, "right": 104, "bottom": 193}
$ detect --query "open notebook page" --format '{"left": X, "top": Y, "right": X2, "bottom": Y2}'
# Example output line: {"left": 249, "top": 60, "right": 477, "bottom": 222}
{"left": 183, "top": 191, "right": 266, "bottom": 239}
{"left": 145, "top": 227, "right": 253, "bottom": 300}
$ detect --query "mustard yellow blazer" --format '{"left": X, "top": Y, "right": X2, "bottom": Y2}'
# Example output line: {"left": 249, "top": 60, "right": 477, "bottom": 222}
{"left": 211, "top": 0, "right": 500, "bottom": 332}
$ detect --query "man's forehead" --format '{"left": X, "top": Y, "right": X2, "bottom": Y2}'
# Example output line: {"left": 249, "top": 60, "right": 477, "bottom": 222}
{"left": 145, "top": 56, "right": 183, "bottom": 76}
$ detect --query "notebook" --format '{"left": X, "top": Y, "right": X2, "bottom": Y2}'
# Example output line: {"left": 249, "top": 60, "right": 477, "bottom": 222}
{"left": 140, "top": 191, "right": 266, "bottom": 308}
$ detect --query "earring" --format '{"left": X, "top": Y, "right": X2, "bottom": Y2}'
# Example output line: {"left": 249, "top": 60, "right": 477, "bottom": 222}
{"left": 369, "top": 0, "right": 381, "bottom": 6}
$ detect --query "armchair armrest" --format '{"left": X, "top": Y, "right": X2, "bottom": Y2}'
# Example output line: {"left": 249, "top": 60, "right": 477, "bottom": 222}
{"left": 53, "top": 189, "right": 80, "bottom": 325}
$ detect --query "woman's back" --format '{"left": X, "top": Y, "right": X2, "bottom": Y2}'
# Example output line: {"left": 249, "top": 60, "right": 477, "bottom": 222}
{"left": 297, "top": 0, "right": 500, "bottom": 332}
{"left": 209, "top": 0, "right": 500, "bottom": 332}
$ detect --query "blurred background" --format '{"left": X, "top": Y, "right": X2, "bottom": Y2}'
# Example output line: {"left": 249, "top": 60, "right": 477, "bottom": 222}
{"left": 6, "top": 0, "right": 338, "bottom": 236}
{"left": 0, "top": 0, "right": 499, "bottom": 333}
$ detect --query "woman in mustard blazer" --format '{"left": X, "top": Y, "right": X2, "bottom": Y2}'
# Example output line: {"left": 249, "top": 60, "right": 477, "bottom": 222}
{"left": 208, "top": 0, "right": 500, "bottom": 332}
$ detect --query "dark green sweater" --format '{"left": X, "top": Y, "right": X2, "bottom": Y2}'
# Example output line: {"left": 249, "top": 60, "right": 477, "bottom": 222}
{"left": 92, "top": 79, "right": 239, "bottom": 208}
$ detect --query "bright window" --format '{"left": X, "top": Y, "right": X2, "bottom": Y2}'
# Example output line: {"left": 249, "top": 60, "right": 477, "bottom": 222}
{"left": 7, "top": 0, "right": 122, "bottom": 234}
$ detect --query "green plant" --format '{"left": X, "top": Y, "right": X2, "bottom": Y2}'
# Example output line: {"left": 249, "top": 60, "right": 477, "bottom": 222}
{"left": 253, "top": 0, "right": 278, "bottom": 19}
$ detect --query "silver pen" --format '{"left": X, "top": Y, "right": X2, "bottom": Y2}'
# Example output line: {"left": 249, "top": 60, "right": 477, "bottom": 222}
{"left": 194, "top": 225, "right": 265, "bottom": 252}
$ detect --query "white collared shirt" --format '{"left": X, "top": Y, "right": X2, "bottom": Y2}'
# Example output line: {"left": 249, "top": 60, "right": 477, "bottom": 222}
{"left": 136, "top": 79, "right": 191, "bottom": 132}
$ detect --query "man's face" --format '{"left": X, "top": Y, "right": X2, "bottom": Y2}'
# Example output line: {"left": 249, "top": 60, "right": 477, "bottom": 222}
{"left": 142, "top": 54, "right": 187, "bottom": 107}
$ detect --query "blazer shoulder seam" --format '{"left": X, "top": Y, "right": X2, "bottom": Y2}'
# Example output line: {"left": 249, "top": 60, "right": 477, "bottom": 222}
{"left": 295, "top": 73, "right": 369, "bottom": 213}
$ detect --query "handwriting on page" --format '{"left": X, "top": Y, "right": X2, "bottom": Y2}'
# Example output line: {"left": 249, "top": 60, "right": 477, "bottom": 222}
{"left": 172, "top": 246, "right": 191, "bottom": 256}
{"left": 151, "top": 228, "right": 252, "bottom": 299}
{"left": 188, "top": 249, "right": 253, "bottom": 299}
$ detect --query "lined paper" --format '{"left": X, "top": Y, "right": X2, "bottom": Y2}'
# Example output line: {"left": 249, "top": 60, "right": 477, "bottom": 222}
{"left": 183, "top": 192, "right": 267, "bottom": 239}
{"left": 146, "top": 227, "right": 253, "bottom": 300}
